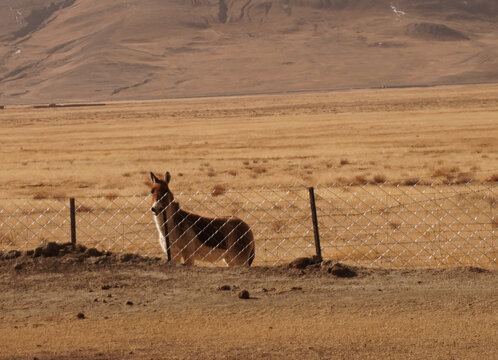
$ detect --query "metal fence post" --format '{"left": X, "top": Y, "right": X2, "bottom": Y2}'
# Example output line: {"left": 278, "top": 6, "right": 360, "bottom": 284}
{"left": 162, "top": 212, "right": 172, "bottom": 261}
{"left": 308, "top": 187, "right": 322, "bottom": 261}
{"left": 70, "top": 198, "right": 76, "bottom": 244}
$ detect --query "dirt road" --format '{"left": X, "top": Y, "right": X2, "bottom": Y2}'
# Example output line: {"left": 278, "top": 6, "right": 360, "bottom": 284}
{"left": 0, "top": 250, "right": 496, "bottom": 360}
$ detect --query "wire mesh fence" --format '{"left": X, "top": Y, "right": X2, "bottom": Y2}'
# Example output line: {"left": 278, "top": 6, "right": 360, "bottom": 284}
{"left": 0, "top": 182, "right": 496, "bottom": 269}
{"left": 314, "top": 184, "right": 496, "bottom": 268}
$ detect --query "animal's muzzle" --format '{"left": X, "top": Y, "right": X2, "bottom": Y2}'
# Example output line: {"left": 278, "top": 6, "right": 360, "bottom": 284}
{"left": 151, "top": 207, "right": 164, "bottom": 215}
{"left": 151, "top": 201, "right": 164, "bottom": 215}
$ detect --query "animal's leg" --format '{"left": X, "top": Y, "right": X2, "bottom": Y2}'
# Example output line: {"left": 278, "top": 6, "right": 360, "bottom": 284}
{"left": 181, "top": 250, "right": 195, "bottom": 266}
{"left": 158, "top": 235, "right": 167, "bottom": 254}
{"left": 223, "top": 241, "right": 252, "bottom": 267}
{"left": 223, "top": 252, "right": 246, "bottom": 267}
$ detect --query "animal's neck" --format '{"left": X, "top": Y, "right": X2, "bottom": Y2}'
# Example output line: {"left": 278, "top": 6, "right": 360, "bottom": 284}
{"left": 164, "top": 201, "right": 181, "bottom": 236}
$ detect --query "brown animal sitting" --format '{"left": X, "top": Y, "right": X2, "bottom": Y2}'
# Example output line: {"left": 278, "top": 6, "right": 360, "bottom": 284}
{"left": 150, "top": 171, "right": 255, "bottom": 266}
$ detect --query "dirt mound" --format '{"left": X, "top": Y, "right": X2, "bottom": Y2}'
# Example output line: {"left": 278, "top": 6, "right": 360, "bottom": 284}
{"left": 0, "top": 244, "right": 493, "bottom": 279}
{"left": 288, "top": 256, "right": 358, "bottom": 277}
{"left": 288, "top": 256, "right": 323, "bottom": 269}
{"left": 0, "top": 242, "right": 165, "bottom": 272}
{"left": 406, "top": 22, "right": 469, "bottom": 41}
{"left": 1, "top": 244, "right": 362, "bottom": 278}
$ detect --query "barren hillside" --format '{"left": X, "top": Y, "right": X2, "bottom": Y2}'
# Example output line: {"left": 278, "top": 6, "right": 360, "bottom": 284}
{"left": 0, "top": 0, "right": 497, "bottom": 104}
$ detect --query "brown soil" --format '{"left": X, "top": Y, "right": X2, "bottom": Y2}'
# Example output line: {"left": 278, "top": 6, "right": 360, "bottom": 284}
{"left": 0, "top": 245, "right": 496, "bottom": 359}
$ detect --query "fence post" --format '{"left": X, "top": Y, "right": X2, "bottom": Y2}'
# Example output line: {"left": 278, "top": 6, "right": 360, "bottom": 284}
{"left": 162, "top": 212, "right": 172, "bottom": 261}
{"left": 308, "top": 187, "right": 322, "bottom": 261}
{"left": 70, "top": 198, "right": 76, "bottom": 244}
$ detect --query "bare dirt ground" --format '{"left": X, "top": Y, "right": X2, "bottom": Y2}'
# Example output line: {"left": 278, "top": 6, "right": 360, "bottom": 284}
{"left": 0, "top": 246, "right": 496, "bottom": 360}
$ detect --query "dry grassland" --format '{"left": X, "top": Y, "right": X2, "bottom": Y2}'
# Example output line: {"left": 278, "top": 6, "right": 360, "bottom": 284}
{"left": 1, "top": 84, "right": 497, "bottom": 200}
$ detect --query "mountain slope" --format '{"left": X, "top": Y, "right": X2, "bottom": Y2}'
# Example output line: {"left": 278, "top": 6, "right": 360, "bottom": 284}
{"left": 0, "top": 0, "right": 497, "bottom": 104}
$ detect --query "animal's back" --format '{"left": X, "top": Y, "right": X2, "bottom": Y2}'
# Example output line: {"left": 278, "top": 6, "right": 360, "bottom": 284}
{"left": 177, "top": 209, "right": 255, "bottom": 266}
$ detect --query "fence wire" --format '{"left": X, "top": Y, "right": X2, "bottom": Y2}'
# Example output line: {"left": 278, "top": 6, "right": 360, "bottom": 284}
{"left": 0, "top": 182, "right": 496, "bottom": 269}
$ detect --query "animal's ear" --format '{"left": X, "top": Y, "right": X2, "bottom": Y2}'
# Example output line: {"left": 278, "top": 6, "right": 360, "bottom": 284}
{"left": 150, "top": 172, "right": 159, "bottom": 183}
{"left": 165, "top": 172, "right": 171, "bottom": 184}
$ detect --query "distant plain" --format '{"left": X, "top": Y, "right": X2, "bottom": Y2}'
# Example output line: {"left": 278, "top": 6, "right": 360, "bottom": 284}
{"left": 1, "top": 84, "right": 497, "bottom": 199}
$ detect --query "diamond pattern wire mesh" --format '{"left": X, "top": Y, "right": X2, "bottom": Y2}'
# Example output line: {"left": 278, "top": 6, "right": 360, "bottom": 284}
{"left": 314, "top": 183, "right": 497, "bottom": 269}
{"left": 0, "top": 182, "right": 496, "bottom": 268}
{"left": 0, "top": 198, "right": 69, "bottom": 251}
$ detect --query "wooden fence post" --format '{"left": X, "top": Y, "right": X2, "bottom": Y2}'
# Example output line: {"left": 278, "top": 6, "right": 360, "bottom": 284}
{"left": 70, "top": 198, "right": 76, "bottom": 244}
{"left": 308, "top": 187, "right": 322, "bottom": 261}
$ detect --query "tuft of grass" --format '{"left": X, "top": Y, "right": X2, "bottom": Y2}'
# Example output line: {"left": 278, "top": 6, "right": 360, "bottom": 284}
{"left": 252, "top": 166, "right": 267, "bottom": 175}
{"left": 33, "top": 193, "right": 48, "bottom": 200}
{"left": 403, "top": 178, "right": 420, "bottom": 186}
{"left": 454, "top": 172, "right": 473, "bottom": 184}
{"left": 389, "top": 222, "right": 402, "bottom": 230}
{"left": 340, "top": 159, "right": 350, "bottom": 166}
{"left": 334, "top": 177, "right": 349, "bottom": 186}
{"left": 76, "top": 205, "right": 92, "bottom": 213}
{"left": 488, "top": 174, "right": 498, "bottom": 182}
{"left": 106, "top": 193, "right": 118, "bottom": 200}
{"left": 211, "top": 185, "right": 226, "bottom": 196}
{"left": 352, "top": 175, "right": 369, "bottom": 186}
{"left": 51, "top": 193, "right": 66, "bottom": 200}
{"left": 372, "top": 174, "right": 387, "bottom": 184}
{"left": 433, "top": 166, "right": 460, "bottom": 178}
{"left": 228, "top": 170, "right": 237, "bottom": 176}
{"left": 272, "top": 220, "right": 284, "bottom": 233}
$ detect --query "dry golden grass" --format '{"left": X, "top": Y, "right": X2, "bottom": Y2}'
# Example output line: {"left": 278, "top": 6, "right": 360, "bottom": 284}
{"left": 0, "top": 84, "right": 497, "bottom": 200}
{"left": 0, "top": 82, "right": 496, "bottom": 269}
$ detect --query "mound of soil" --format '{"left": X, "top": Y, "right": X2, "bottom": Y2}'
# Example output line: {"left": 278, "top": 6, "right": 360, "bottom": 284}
{"left": 405, "top": 22, "right": 469, "bottom": 41}
{"left": 0, "top": 242, "right": 166, "bottom": 272}
{"left": 1, "top": 243, "right": 363, "bottom": 280}
{"left": 288, "top": 256, "right": 358, "bottom": 277}
{"left": 288, "top": 256, "right": 322, "bottom": 269}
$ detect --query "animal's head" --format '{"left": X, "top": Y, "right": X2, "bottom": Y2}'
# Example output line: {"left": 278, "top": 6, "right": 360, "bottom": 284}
{"left": 150, "top": 171, "right": 173, "bottom": 215}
